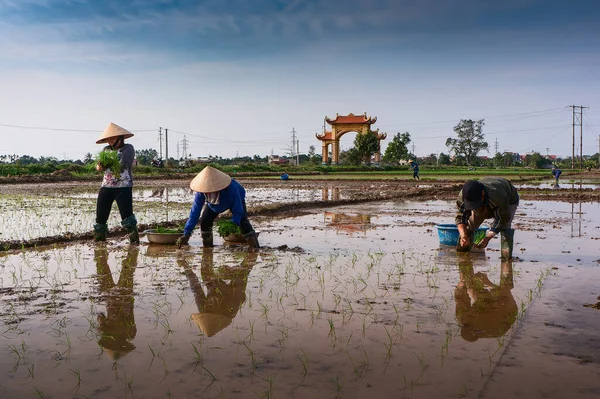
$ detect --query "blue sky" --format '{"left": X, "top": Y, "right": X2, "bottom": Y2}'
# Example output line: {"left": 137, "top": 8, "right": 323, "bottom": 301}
{"left": 1, "top": 0, "right": 599, "bottom": 160}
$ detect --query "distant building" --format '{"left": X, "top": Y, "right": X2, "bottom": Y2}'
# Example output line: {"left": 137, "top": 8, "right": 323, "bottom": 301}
{"left": 268, "top": 155, "right": 290, "bottom": 165}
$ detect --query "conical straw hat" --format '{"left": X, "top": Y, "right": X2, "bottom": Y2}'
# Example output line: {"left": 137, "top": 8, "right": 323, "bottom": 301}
{"left": 191, "top": 313, "right": 233, "bottom": 337}
{"left": 190, "top": 166, "right": 232, "bottom": 193}
{"left": 96, "top": 122, "right": 134, "bottom": 144}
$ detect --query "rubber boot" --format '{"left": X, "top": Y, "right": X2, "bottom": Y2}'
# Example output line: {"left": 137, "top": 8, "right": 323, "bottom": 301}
{"left": 500, "top": 228, "right": 515, "bottom": 260}
{"left": 94, "top": 223, "right": 108, "bottom": 242}
{"left": 244, "top": 230, "right": 260, "bottom": 249}
{"left": 201, "top": 230, "right": 214, "bottom": 248}
{"left": 121, "top": 215, "right": 139, "bottom": 244}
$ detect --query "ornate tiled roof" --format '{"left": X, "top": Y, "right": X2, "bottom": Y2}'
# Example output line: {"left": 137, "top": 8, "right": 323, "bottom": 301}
{"left": 325, "top": 113, "right": 377, "bottom": 125}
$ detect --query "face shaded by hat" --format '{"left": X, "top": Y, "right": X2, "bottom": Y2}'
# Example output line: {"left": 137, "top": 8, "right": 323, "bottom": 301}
{"left": 190, "top": 166, "right": 232, "bottom": 193}
{"left": 462, "top": 180, "right": 485, "bottom": 211}
{"left": 96, "top": 122, "right": 134, "bottom": 144}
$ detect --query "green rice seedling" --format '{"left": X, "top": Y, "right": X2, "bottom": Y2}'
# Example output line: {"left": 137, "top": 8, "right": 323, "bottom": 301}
{"left": 215, "top": 219, "right": 241, "bottom": 238}
{"left": 96, "top": 150, "right": 121, "bottom": 179}
{"left": 33, "top": 386, "right": 45, "bottom": 398}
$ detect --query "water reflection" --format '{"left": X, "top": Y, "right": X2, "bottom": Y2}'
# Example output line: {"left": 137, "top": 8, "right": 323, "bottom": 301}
{"left": 571, "top": 202, "right": 583, "bottom": 238}
{"left": 455, "top": 256, "right": 517, "bottom": 342}
{"left": 324, "top": 212, "right": 375, "bottom": 235}
{"left": 321, "top": 187, "right": 341, "bottom": 201}
{"left": 178, "top": 249, "right": 257, "bottom": 337}
{"left": 94, "top": 246, "right": 139, "bottom": 360}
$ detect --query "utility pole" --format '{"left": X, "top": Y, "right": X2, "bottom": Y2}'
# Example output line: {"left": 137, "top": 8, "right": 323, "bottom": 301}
{"left": 296, "top": 134, "right": 300, "bottom": 166}
{"left": 165, "top": 128, "right": 169, "bottom": 167}
{"left": 158, "top": 127, "right": 163, "bottom": 159}
{"left": 411, "top": 143, "right": 416, "bottom": 157}
{"left": 176, "top": 141, "right": 180, "bottom": 159}
{"left": 494, "top": 138, "right": 499, "bottom": 155}
{"left": 568, "top": 105, "right": 588, "bottom": 169}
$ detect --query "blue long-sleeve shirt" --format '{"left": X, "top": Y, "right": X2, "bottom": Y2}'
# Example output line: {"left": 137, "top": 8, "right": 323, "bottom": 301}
{"left": 183, "top": 179, "right": 246, "bottom": 236}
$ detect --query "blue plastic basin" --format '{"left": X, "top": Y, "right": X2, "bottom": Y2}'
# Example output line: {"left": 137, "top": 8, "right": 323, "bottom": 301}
{"left": 435, "top": 224, "right": 489, "bottom": 246}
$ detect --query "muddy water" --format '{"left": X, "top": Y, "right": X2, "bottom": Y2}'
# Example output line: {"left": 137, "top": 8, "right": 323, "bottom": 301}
{"left": 0, "top": 184, "right": 354, "bottom": 242}
{"left": 1, "top": 200, "right": 599, "bottom": 398}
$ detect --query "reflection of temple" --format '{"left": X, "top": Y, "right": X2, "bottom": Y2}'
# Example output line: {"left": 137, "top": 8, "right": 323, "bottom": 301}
{"left": 94, "top": 246, "right": 139, "bottom": 360}
{"left": 321, "top": 187, "right": 341, "bottom": 201}
{"left": 316, "top": 113, "right": 387, "bottom": 164}
{"left": 179, "top": 249, "right": 257, "bottom": 337}
{"left": 324, "top": 211, "right": 375, "bottom": 235}
{"left": 455, "top": 258, "right": 517, "bottom": 341}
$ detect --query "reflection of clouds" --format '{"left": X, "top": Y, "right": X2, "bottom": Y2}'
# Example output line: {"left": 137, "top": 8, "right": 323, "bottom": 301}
{"left": 455, "top": 257, "right": 517, "bottom": 342}
{"left": 179, "top": 249, "right": 257, "bottom": 337}
{"left": 94, "top": 246, "right": 139, "bottom": 360}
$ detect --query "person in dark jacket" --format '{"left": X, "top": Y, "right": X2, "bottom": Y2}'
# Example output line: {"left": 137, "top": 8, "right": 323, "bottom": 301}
{"left": 409, "top": 159, "right": 420, "bottom": 180}
{"left": 455, "top": 177, "right": 519, "bottom": 258}
{"left": 551, "top": 166, "right": 562, "bottom": 184}
{"left": 94, "top": 123, "right": 139, "bottom": 243}
{"left": 177, "top": 166, "right": 259, "bottom": 249}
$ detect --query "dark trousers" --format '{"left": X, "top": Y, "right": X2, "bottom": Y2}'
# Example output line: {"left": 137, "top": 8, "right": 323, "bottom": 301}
{"left": 199, "top": 202, "right": 253, "bottom": 234}
{"left": 96, "top": 187, "right": 133, "bottom": 224}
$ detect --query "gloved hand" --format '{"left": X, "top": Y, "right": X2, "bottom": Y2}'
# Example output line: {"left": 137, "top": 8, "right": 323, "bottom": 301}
{"left": 176, "top": 235, "right": 190, "bottom": 248}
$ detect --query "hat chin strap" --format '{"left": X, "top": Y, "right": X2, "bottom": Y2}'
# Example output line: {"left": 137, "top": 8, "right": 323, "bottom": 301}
{"left": 110, "top": 136, "right": 125, "bottom": 150}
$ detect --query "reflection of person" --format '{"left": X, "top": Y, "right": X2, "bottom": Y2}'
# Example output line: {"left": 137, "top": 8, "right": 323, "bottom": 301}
{"left": 94, "top": 246, "right": 139, "bottom": 360}
{"left": 409, "top": 159, "right": 420, "bottom": 180}
{"left": 94, "top": 123, "right": 139, "bottom": 243}
{"left": 551, "top": 166, "right": 562, "bottom": 184}
{"left": 178, "top": 166, "right": 259, "bottom": 249}
{"left": 178, "top": 248, "right": 257, "bottom": 337}
{"left": 456, "top": 177, "right": 519, "bottom": 258}
{"left": 455, "top": 258, "right": 517, "bottom": 341}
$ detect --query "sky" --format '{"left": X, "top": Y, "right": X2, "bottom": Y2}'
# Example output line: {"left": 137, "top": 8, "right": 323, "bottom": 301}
{"left": 1, "top": 0, "right": 600, "bottom": 161}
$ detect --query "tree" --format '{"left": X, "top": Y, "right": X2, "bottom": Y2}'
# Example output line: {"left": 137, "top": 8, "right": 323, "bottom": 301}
{"left": 83, "top": 153, "right": 94, "bottom": 164}
{"left": 382, "top": 132, "right": 411, "bottom": 164}
{"left": 135, "top": 149, "right": 159, "bottom": 165}
{"left": 353, "top": 132, "right": 379, "bottom": 165}
{"left": 308, "top": 145, "right": 321, "bottom": 165}
{"left": 438, "top": 153, "right": 451, "bottom": 165}
{"left": 445, "top": 119, "right": 489, "bottom": 166}
{"left": 340, "top": 148, "right": 362, "bottom": 166}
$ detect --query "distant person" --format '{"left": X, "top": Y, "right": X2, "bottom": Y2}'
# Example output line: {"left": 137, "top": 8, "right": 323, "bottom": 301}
{"left": 455, "top": 177, "right": 519, "bottom": 259}
{"left": 177, "top": 166, "right": 259, "bottom": 249}
{"left": 94, "top": 123, "right": 139, "bottom": 243}
{"left": 409, "top": 159, "right": 420, "bottom": 180}
{"left": 551, "top": 166, "right": 562, "bottom": 184}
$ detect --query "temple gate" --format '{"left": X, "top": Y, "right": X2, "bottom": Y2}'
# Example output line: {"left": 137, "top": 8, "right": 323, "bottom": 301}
{"left": 315, "top": 113, "right": 386, "bottom": 164}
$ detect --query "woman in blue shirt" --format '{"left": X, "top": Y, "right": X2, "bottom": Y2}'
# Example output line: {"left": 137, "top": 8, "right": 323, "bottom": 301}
{"left": 178, "top": 166, "right": 259, "bottom": 248}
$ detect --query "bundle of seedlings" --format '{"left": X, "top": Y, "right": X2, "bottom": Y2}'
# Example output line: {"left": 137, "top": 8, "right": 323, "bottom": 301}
{"left": 155, "top": 226, "right": 184, "bottom": 234}
{"left": 215, "top": 219, "right": 243, "bottom": 241}
{"left": 96, "top": 150, "right": 121, "bottom": 179}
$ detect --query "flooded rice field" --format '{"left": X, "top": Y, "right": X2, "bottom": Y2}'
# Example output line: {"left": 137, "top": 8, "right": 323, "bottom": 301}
{"left": 0, "top": 178, "right": 599, "bottom": 398}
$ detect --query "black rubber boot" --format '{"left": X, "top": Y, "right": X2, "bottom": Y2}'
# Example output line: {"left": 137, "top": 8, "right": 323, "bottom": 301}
{"left": 121, "top": 215, "right": 139, "bottom": 244}
{"left": 94, "top": 223, "right": 108, "bottom": 242}
{"left": 201, "top": 230, "right": 214, "bottom": 248}
{"left": 244, "top": 230, "right": 260, "bottom": 249}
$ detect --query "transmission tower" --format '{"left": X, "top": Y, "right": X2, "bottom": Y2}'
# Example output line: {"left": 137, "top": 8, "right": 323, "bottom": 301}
{"left": 568, "top": 105, "right": 589, "bottom": 169}
{"left": 494, "top": 138, "right": 499, "bottom": 155}
{"left": 291, "top": 127, "right": 299, "bottom": 165}
{"left": 182, "top": 135, "right": 188, "bottom": 159}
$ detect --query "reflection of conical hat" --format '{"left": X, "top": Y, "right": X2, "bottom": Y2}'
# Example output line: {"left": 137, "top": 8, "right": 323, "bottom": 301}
{"left": 191, "top": 313, "right": 233, "bottom": 337}
{"left": 98, "top": 339, "right": 136, "bottom": 360}
{"left": 96, "top": 123, "right": 134, "bottom": 144}
{"left": 190, "top": 166, "right": 232, "bottom": 193}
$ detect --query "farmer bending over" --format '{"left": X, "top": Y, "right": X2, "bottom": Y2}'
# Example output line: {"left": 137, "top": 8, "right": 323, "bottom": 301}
{"left": 94, "top": 123, "right": 139, "bottom": 243}
{"left": 177, "top": 166, "right": 259, "bottom": 249}
{"left": 456, "top": 177, "right": 519, "bottom": 258}
{"left": 551, "top": 166, "right": 562, "bottom": 184}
